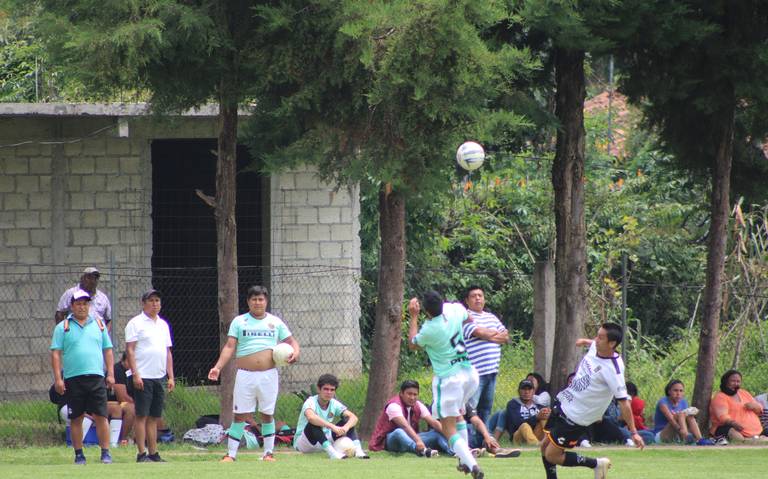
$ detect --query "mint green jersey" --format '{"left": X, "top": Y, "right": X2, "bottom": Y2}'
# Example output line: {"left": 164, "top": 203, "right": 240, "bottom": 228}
{"left": 412, "top": 302, "right": 472, "bottom": 378}
{"left": 228, "top": 312, "right": 292, "bottom": 358}
{"left": 293, "top": 395, "right": 347, "bottom": 447}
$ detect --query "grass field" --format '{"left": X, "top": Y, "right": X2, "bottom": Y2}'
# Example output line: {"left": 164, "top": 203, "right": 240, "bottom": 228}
{"left": 0, "top": 444, "right": 765, "bottom": 478}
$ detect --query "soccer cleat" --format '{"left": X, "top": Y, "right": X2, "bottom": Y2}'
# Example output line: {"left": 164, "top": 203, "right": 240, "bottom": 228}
{"left": 715, "top": 437, "right": 729, "bottom": 446}
{"left": 147, "top": 452, "right": 166, "bottom": 462}
{"left": 261, "top": 452, "right": 276, "bottom": 462}
{"left": 580, "top": 439, "right": 593, "bottom": 448}
{"left": 220, "top": 455, "right": 236, "bottom": 462}
{"left": 355, "top": 452, "right": 371, "bottom": 459}
{"left": 457, "top": 462, "right": 472, "bottom": 475}
{"left": 419, "top": 447, "right": 438, "bottom": 458}
{"left": 470, "top": 465, "right": 485, "bottom": 479}
{"left": 594, "top": 457, "right": 611, "bottom": 479}
{"left": 470, "top": 447, "right": 487, "bottom": 457}
{"left": 74, "top": 454, "right": 86, "bottom": 465}
{"left": 493, "top": 447, "right": 522, "bottom": 458}
{"left": 100, "top": 451, "right": 113, "bottom": 464}
{"left": 137, "top": 452, "right": 153, "bottom": 463}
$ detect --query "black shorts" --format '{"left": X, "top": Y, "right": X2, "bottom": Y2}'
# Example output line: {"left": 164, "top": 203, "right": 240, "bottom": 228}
{"left": 65, "top": 375, "right": 108, "bottom": 419}
{"left": 544, "top": 404, "right": 588, "bottom": 449}
{"left": 131, "top": 377, "right": 166, "bottom": 417}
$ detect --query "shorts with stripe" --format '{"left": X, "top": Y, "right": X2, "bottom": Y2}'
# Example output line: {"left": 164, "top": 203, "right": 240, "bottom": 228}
{"left": 544, "top": 403, "right": 587, "bottom": 449}
{"left": 233, "top": 368, "right": 278, "bottom": 415}
{"left": 431, "top": 367, "right": 479, "bottom": 419}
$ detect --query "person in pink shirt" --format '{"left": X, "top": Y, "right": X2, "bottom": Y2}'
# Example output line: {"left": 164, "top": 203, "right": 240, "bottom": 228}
{"left": 710, "top": 370, "right": 768, "bottom": 443}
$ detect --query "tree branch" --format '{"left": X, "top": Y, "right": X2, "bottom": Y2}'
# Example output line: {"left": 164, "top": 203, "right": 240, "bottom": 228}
{"left": 195, "top": 189, "right": 217, "bottom": 208}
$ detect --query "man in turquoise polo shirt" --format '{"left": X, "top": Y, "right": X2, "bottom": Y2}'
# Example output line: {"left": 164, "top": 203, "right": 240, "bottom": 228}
{"left": 51, "top": 289, "right": 115, "bottom": 465}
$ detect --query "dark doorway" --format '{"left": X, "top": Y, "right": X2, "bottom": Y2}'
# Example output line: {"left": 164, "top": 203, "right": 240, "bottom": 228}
{"left": 151, "top": 139, "right": 267, "bottom": 382}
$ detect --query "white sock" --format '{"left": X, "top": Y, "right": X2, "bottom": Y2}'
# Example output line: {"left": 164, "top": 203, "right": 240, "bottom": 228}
{"left": 263, "top": 434, "right": 275, "bottom": 454}
{"left": 322, "top": 440, "right": 342, "bottom": 459}
{"left": 457, "top": 422, "right": 469, "bottom": 444}
{"left": 81, "top": 417, "right": 93, "bottom": 441}
{"left": 227, "top": 437, "right": 240, "bottom": 458}
{"left": 353, "top": 439, "right": 365, "bottom": 456}
{"left": 452, "top": 436, "right": 477, "bottom": 469}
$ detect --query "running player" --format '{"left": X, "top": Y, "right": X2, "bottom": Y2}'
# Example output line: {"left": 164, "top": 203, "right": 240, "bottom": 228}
{"left": 408, "top": 291, "right": 483, "bottom": 479}
{"left": 541, "top": 323, "right": 644, "bottom": 479}
{"left": 208, "top": 285, "right": 301, "bottom": 462}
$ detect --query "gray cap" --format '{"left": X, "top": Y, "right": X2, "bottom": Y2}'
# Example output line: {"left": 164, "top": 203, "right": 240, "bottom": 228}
{"left": 141, "top": 289, "right": 162, "bottom": 301}
{"left": 518, "top": 380, "right": 535, "bottom": 389}
{"left": 82, "top": 267, "right": 100, "bottom": 276}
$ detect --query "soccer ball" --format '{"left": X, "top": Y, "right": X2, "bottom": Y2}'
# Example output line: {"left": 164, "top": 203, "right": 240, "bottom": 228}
{"left": 333, "top": 436, "right": 356, "bottom": 458}
{"left": 272, "top": 343, "right": 294, "bottom": 367}
{"left": 456, "top": 141, "right": 485, "bottom": 171}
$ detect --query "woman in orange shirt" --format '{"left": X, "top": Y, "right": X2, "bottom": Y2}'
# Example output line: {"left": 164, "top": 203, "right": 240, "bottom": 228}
{"left": 709, "top": 370, "right": 767, "bottom": 443}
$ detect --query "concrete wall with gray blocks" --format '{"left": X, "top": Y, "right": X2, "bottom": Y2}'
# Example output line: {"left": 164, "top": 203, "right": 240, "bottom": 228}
{"left": 0, "top": 106, "right": 362, "bottom": 399}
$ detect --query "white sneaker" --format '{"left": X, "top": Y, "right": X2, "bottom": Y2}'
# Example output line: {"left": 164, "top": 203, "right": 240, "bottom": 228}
{"left": 594, "top": 457, "right": 611, "bottom": 479}
{"left": 681, "top": 407, "right": 699, "bottom": 416}
{"left": 625, "top": 438, "right": 636, "bottom": 447}
{"left": 580, "top": 439, "right": 593, "bottom": 448}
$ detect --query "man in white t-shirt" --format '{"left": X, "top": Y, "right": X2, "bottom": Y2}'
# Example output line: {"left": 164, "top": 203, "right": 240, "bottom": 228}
{"left": 541, "top": 323, "right": 644, "bottom": 479}
{"left": 125, "top": 289, "right": 174, "bottom": 463}
{"left": 56, "top": 267, "right": 112, "bottom": 330}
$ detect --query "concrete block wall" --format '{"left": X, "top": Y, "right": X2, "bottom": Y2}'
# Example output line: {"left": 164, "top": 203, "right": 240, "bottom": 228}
{"left": 0, "top": 106, "right": 364, "bottom": 399}
{"left": 270, "top": 166, "right": 363, "bottom": 391}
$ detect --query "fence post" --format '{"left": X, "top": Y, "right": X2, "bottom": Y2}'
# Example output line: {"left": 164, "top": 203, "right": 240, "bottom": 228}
{"left": 533, "top": 259, "right": 556, "bottom": 381}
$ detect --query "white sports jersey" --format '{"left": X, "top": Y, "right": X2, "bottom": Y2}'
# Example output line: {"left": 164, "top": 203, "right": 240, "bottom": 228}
{"left": 556, "top": 342, "right": 628, "bottom": 426}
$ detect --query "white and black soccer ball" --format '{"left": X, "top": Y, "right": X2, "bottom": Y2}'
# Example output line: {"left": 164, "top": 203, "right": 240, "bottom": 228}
{"left": 272, "top": 343, "right": 294, "bottom": 367}
{"left": 456, "top": 141, "right": 485, "bottom": 171}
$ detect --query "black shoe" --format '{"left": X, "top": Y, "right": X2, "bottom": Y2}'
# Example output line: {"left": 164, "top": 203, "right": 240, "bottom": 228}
{"left": 137, "top": 452, "right": 152, "bottom": 463}
{"left": 74, "top": 454, "right": 86, "bottom": 465}
{"left": 148, "top": 453, "right": 166, "bottom": 462}
{"left": 471, "top": 465, "right": 485, "bottom": 479}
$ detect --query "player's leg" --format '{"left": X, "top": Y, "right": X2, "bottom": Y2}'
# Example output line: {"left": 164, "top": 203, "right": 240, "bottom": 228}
{"left": 335, "top": 417, "right": 369, "bottom": 458}
{"left": 255, "top": 369, "right": 279, "bottom": 460}
{"left": 224, "top": 370, "right": 257, "bottom": 461}
{"left": 542, "top": 409, "right": 606, "bottom": 479}
{"left": 120, "top": 402, "right": 135, "bottom": 443}
{"left": 297, "top": 422, "right": 344, "bottom": 459}
{"left": 85, "top": 377, "right": 113, "bottom": 464}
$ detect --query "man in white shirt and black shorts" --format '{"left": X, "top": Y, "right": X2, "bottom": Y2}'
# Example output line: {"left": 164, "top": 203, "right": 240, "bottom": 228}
{"left": 541, "top": 323, "right": 644, "bottom": 479}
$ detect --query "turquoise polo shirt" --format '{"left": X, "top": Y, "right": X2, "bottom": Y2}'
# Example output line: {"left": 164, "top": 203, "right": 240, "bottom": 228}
{"left": 50, "top": 314, "right": 113, "bottom": 379}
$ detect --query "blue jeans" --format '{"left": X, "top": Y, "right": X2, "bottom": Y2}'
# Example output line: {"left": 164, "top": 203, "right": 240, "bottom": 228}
{"left": 385, "top": 428, "right": 453, "bottom": 455}
{"left": 469, "top": 373, "right": 497, "bottom": 446}
{"left": 469, "top": 373, "right": 497, "bottom": 424}
{"left": 487, "top": 410, "right": 507, "bottom": 435}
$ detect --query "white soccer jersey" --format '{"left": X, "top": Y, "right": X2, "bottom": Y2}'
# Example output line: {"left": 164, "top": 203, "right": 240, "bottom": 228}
{"left": 556, "top": 342, "right": 628, "bottom": 426}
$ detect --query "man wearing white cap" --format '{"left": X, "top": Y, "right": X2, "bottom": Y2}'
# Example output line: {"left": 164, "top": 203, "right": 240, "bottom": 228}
{"left": 50, "top": 289, "right": 115, "bottom": 465}
{"left": 56, "top": 267, "right": 113, "bottom": 330}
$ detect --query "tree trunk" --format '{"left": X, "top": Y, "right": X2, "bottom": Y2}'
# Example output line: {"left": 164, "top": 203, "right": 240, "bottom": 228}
{"left": 360, "top": 187, "right": 406, "bottom": 437}
{"left": 692, "top": 100, "right": 735, "bottom": 431}
{"left": 549, "top": 48, "right": 588, "bottom": 393}
{"left": 216, "top": 100, "right": 240, "bottom": 428}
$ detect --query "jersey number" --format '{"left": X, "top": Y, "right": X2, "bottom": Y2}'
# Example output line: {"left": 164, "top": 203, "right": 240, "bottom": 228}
{"left": 450, "top": 332, "right": 467, "bottom": 354}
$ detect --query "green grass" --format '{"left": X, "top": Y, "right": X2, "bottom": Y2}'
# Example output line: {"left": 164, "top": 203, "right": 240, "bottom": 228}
{"left": 0, "top": 444, "right": 765, "bottom": 478}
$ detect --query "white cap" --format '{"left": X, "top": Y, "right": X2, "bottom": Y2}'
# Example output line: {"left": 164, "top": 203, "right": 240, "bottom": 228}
{"left": 71, "top": 289, "right": 92, "bottom": 302}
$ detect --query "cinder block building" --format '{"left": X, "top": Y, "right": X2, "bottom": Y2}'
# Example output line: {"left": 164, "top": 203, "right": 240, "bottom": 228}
{"left": 0, "top": 103, "right": 362, "bottom": 399}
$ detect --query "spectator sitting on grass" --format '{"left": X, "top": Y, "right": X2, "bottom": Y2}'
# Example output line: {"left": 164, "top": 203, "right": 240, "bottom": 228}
{"left": 654, "top": 380, "right": 713, "bottom": 445}
{"left": 625, "top": 382, "right": 655, "bottom": 445}
{"left": 526, "top": 372, "right": 551, "bottom": 408}
{"left": 504, "top": 379, "right": 550, "bottom": 446}
{"left": 709, "top": 370, "right": 768, "bottom": 444}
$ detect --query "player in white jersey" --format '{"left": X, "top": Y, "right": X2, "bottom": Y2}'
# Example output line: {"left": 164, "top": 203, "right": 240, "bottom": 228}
{"left": 409, "top": 291, "right": 483, "bottom": 479}
{"left": 208, "top": 285, "right": 301, "bottom": 462}
{"left": 541, "top": 323, "right": 644, "bottom": 479}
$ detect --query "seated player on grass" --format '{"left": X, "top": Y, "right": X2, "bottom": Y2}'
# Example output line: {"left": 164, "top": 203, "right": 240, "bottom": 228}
{"left": 293, "top": 374, "right": 369, "bottom": 459}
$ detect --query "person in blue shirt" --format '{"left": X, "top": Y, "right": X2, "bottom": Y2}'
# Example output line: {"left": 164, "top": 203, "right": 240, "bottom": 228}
{"left": 50, "top": 289, "right": 114, "bottom": 465}
{"left": 654, "top": 380, "right": 713, "bottom": 445}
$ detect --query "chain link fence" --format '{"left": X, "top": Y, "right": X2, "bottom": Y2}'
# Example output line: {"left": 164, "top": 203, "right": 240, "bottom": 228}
{"left": 1, "top": 262, "right": 767, "bottom": 445}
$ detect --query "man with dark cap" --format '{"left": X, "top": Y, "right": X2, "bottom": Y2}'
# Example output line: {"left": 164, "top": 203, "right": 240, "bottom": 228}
{"left": 56, "top": 267, "right": 112, "bottom": 330}
{"left": 125, "top": 289, "right": 175, "bottom": 462}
